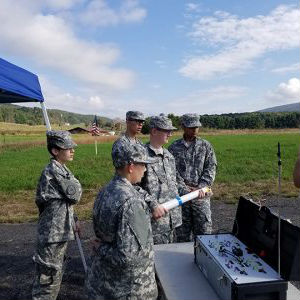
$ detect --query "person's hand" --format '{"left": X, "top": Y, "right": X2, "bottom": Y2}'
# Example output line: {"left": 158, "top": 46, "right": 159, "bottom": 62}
{"left": 90, "top": 238, "right": 101, "bottom": 255}
{"left": 198, "top": 188, "right": 207, "bottom": 199}
{"left": 196, "top": 187, "right": 213, "bottom": 201}
{"left": 187, "top": 185, "right": 198, "bottom": 192}
{"left": 74, "top": 221, "right": 82, "bottom": 238}
{"left": 152, "top": 205, "right": 168, "bottom": 220}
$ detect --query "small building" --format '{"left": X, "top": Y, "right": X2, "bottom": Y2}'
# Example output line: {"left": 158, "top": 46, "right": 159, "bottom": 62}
{"left": 68, "top": 127, "right": 90, "bottom": 134}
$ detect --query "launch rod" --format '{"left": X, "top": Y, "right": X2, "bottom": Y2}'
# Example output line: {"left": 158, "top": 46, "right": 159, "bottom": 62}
{"left": 162, "top": 187, "right": 212, "bottom": 211}
{"left": 277, "top": 142, "right": 282, "bottom": 277}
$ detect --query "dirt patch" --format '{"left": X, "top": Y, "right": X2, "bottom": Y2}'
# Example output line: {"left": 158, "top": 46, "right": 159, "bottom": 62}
{"left": 0, "top": 197, "right": 299, "bottom": 300}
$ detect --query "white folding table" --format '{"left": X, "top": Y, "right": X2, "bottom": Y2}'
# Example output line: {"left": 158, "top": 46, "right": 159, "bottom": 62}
{"left": 154, "top": 243, "right": 300, "bottom": 300}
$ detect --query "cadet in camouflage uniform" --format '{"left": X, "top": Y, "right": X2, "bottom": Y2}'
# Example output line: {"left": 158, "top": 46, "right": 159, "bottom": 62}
{"left": 86, "top": 144, "right": 158, "bottom": 300}
{"left": 112, "top": 111, "right": 145, "bottom": 154}
{"left": 32, "top": 131, "right": 82, "bottom": 300}
{"left": 169, "top": 114, "right": 217, "bottom": 242}
{"left": 140, "top": 115, "right": 190, "bottom": 244}
{"left": 112, "top": 111, "right": 167, "bottom": 224}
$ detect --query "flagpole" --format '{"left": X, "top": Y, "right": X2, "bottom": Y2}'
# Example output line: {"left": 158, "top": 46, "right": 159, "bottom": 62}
{"left": 95, "top": 139, "right": 98, "bottom": 155}
{"left": 92, "top": 115, "right": 99, "bottom": 156}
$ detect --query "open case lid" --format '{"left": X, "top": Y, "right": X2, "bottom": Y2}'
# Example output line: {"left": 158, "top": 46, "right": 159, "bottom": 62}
{"left": 232, "top": 196, "right": 300, "bottom": 281}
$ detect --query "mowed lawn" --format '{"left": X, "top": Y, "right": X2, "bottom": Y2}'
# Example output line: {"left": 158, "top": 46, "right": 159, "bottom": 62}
{"left": 0, "top": 131, "right": 299, "bottom": 222}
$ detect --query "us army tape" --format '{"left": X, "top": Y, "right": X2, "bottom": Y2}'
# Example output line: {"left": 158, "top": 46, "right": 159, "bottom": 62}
{"left": 162, "top": 187, "right": 212, "bottom": 211}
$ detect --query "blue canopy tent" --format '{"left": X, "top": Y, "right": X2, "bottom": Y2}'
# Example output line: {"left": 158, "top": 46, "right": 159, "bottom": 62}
{"left": 0, "top": 57, "right": 51, "bottom": 130}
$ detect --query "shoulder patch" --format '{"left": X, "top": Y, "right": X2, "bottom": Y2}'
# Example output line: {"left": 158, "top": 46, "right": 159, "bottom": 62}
{"left": 66, "top": 184, "right": 76, "bottom": 196}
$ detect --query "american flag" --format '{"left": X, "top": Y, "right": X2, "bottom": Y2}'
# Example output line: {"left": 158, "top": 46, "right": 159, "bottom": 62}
{"left": 91, "top": 115, "right": 100, "bottom": 136}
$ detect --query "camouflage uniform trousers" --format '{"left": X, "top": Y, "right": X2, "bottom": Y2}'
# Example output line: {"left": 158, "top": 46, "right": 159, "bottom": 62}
{"left": 153, "top": 230, "right": 176, "bottom": 245}
{"left": 85, "top": 254, "right": 158, "bottom": 300}
{"left": 32, "top": 241, "right": 68, "bottom": 300}
{"left": 176, "top": 198, "right": 212, "bottom": 242}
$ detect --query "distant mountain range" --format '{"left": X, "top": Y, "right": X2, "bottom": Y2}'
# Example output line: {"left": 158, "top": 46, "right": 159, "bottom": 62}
{"left": 0, "top": 104, "right": 112, "bottom": 126}
{"left": 257, "top": 102, "right": 300, "bottom": 113}
{"left": 1, "top": 102, "right": 299, "bottom": 127}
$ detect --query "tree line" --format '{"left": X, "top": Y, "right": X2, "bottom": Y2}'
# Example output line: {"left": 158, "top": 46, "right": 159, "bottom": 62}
{"left": 141, "top": 112, "right": 300, "bottom": 133}
{"left": 0, "top": 104, "right": 112, "bottom": 127}
{"left": 1, "top": 104, "right": 299, "bottom": 132}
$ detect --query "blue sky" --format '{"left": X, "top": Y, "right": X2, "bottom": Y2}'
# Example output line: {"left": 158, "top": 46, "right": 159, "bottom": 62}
{"left": 0, "top": 0, "right": 299, "bottom": 119}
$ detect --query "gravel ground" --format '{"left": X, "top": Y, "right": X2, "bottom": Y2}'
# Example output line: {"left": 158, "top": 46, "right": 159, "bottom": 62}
{"left": 0, "top": 197, "right": 299, "bottom": 300}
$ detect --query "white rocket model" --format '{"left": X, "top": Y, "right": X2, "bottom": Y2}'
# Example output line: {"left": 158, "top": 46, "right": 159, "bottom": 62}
{"left": 162, "top": 187, "right": 212, "bottom": 210}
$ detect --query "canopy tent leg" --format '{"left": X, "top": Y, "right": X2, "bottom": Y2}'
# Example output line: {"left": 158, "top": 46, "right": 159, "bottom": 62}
{"left": 40, "top": 101, "right": 51, "bottom": 131}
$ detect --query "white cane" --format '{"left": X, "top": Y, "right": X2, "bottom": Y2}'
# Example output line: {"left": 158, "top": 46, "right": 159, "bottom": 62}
{"left": 73, "top": 220, "right": 88, "bottom": 273}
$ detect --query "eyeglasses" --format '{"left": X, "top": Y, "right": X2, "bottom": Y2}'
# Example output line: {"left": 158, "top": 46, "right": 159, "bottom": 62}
{"left": 128, "top": 119, "right": 144, "bottom": 124}
{"left": 156, "top": 128, "right": 172, "bottom": 134}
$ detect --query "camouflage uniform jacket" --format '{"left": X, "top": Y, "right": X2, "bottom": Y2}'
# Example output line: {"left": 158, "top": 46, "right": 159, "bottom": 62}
{"left": 35, "top": 158, "right": 82, "bottom": 244}
{"left": 141, "top": 144, "right": 186, "bottom": 235}
{"left": 168, "top": 137, "right": 217, "bottom": 188}
{"left": 89, "top": 174, "right": 157, "bottom": 300}
{"left": 111, "top": 135, "right": 162, "bottom": 213}
{"left": 112, "top": 133, "right": 143, "bottom": 155}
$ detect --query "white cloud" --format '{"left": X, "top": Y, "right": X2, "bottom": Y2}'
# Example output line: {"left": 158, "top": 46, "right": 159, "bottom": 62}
{"left": 0, "top": 0, "right": 135, "bottom": 90}
{"left": 186, "top": 3, "right": 202, "bottom": 13}
{"left": 125, "top": 86, "right": 247, "bottom": 116}
{"left": 265, "top": 78, "right": 300, "bottom": 104}
{"left": 21, "top": 73, "right": 250, "bottom": 117}
{"left": 155, "top": 60, "right": 167, "bottom": 69}
{"left": 271, "top": 63, "right": 300, "bottom": 73}
{"left": 180, "top": 5, "right": 300, "bottom": 79}
{"left": 36, "top": 75, "right": 141, "bottom": 118}
{"left": 109, "top": 86, "right": 248, "bottom": 116}
{"left": 79, "top": 0, "right": 146, "bottom": 27}
{"left": 43, "top": 0, "right": 83, "bottom": 10}
{"left": 17, "top": 73, "right": 151, "bottom": 119}
{"left": 152, "top": 84, "right": 161, "bottom": 89}
{"left": 87, "top": 96, "right": 104, "bottom": 110}
{"left": 165, "top": 86, "right": 247, "bottom": 114}
{"left": 38, "top": 76, "right": 95, "bottom": 113}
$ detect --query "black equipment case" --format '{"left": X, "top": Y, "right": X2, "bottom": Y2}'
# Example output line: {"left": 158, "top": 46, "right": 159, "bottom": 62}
{"left": 194, "top": 196, "right": 300, "bottom": 300}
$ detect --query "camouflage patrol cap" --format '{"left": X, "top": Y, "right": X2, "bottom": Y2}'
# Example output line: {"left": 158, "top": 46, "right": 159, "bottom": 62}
{"left": 112, "top": 144, "right": 156, "bottom": 168}
{"left": 181, "top": 113, "right": 202, "bottom": 128}
{"left": 47, "top": 130, "right": 77, "bottom": 149}
{"left": 126, "top": 111, "right": 145, "bottom": 121}
{"left": 149, "top": 115, "right": 177, "bottom": 130}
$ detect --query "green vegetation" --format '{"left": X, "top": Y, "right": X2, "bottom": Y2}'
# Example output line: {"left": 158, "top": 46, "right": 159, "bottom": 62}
{"left": 210, "top": 133, "right": 298, "bottom": 182}
{"left": 0, "top": 104, "right": 112, "bottom": 127}
{"left": 200, "top": 112, "right": 300, "bottom": 129}
{"left": 142, "top": 112, "right": 300, "bottom": 133}
{"left": 1, "top": 133, "right": 298, "bottom": 191}
{"left": 0, "top": 142, "right": 115, "bottom": 192}
{"left": 1, "top": 104, "right": 299, "bottom": 132}
{"left": 0, "top": 131, "right": 299, "bottom": 223}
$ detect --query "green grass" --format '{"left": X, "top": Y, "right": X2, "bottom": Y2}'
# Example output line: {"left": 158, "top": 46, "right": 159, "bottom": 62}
{"left": 0, "top": 131, "right": 299, "bottom": 222}
{"left": 0, "top": 132, "right": 299, "bottom": 191}
{"left": 0, "top": 133, "right": 46, "bottom": 143}
{"left": 0, "top": 142, "right": 115, "bottom": 192}
{"left": 205, "top": 133, "right": 299, "bottom": 182}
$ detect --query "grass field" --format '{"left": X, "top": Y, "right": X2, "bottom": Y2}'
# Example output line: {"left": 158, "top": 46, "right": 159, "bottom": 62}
{"left": 0, "top": 129, "right": 299, "bottom": 223}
